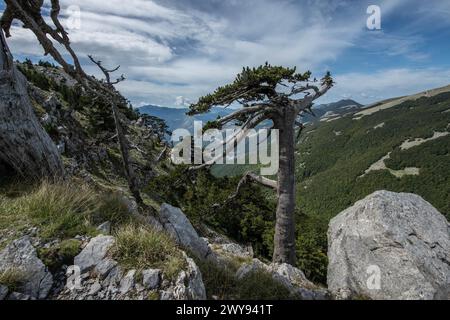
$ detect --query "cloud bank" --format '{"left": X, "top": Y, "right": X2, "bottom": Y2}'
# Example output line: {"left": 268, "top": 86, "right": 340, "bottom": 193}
{"left": 2, "top": 0, "right": 450, "bottom": 107}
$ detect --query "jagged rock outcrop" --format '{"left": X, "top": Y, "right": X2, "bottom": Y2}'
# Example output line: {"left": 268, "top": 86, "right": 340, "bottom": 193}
{"left": 0, "top": 30, "right": 64, "bottom": 179}
{"left": 328, "top": 190, "right": 450, "bottom": 300}
{"left": 160, "top": 204, "right": 216, "bottom": 262}
{"left": 0, "top": 236, "right": 53, "bottom": 299}
{"left": 160, "top": 253, "right": 206, "bottom": 300}
{"left": 0, "top": 285, "right": 8, "bottom": 299}
{"left": 58, "top": 235, "right": 206, "bottom": 300}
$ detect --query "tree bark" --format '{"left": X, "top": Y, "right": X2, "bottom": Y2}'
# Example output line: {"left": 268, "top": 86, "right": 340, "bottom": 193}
{"left": 0, "top": 30, "right": 64, "bottom": 179}
{"left": 110, "top": 98, "right": 143, "bottom": 204}
{"left": 272, "top": 112, "right": 296, "bottom": 265}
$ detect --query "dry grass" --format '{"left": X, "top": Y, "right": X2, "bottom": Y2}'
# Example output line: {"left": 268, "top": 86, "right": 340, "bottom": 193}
{"left": 0, "top": 268, "right": 26, "bottom": 291}
{"left": 112, "top": 224, "right": 185, "bottom": 280}
{"left": 0, "top": 180, "right": 133, "bottom": 241}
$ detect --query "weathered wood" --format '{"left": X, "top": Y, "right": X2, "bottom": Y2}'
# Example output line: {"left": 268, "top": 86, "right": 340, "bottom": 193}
{"left": 272, "top": 113, "right": 296, "bottom": 265}
{"left": 0, "top": 30, "right": 64, "bottom": 179}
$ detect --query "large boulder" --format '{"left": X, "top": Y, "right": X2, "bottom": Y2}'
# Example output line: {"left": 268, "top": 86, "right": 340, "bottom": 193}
{"left": 0, "top": 236, "right": 53, "bottom": 299}
{"left": 160, "top": 204, "right": 215, "bottom": 261}
{"left": 328, "top": 190, "right": 450, "bottom": 300}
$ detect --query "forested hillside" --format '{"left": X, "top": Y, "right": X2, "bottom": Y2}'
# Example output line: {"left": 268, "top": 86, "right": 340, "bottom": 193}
{"left": 210, "top": 88, "right": 450, "bottom": 282}
{"left": 296, "top": 90, "right": 450, "bottom": 221}
{"left": 214, "top": 88, "right": 450, "bottom": 220}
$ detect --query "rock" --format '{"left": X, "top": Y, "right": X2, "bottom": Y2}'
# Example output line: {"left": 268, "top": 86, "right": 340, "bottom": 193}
{"left": 0, "top": 285, "right": 8, "bottom": 300}
{"left": 88, "top": 281, "right": 102, "bottom": 296}
{"left": 119, "top": 270, "right": 136, "bottom": 294}
{"left": 327, "top": 190, "right": 450, "bottom": 300}
{"left": 160, "top": 204, "right": 215, "bottom": 261}
{"left": 171, "top": 253, "right": 206, "bottom": 300}
{"left": 97, "top": 221, "right": 111, "bottom": 235}
{"left": 7, "top": 292, "right": 31, "bottom": 300}
{"left": 94, "top": 258, "right": 118, "bottom": 280}
{"left": 235, "top": 259, "right": 328, "bottom": 300}
{"left": 269, "top": 263, "right": 329, "bottom": 300}
{"left": 142, "top": 269, "right": 160, "bottom": 290}
{"left": 0, "top": 236, "right": 53, "bottom": 299}
{"left": 235, "top": 259, "right": 268, "bottom": 280}
{"left": 219, "top": 243, "right": 253, "bottom": 259}
{"left": 74, "top": 235, "right": 115, "bottom": 273}
{"left": 43, "top": 94, "right": 61, "bottom": 112}
{"left": 160, "top": 290, "right": 173, "bottom": 300}
{"left": 269, "top": 263, "right": 313, "bottom": 290}
{"left": 103, "top": 265, "right": 122, "bottom": 289}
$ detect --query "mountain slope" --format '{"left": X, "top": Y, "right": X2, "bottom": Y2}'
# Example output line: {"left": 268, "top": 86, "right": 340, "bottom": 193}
{"left": 303, "top": 99, "right": 362, "bottom": 123}
{"left": 296, "top": 89, "right": 450, "bottom": 220}
{"left": 213, "top": 86, "right": 450, "bottom": 220}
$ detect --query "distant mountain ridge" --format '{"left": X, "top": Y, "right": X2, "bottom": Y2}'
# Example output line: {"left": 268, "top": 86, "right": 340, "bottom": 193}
{"left": 137, "top": 99, "right": 362, "bottom": 132}
{"left": 137, "top": 105, "right": 234, "bottom": 132}
{"left": 302, "top": 99, "right": 362, "bottom": 123}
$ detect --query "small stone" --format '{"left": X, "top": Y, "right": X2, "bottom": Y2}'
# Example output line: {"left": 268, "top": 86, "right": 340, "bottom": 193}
{"left": 119, "top": 270, "right": 136, "bottom": 294}
{"left": 94, "top": 259, "right": 118, "bottom": 280}
{"left": 0, "top": 285, "right": 8, "bottom": 300}
{"left": 235, "top": 259, "right": 267, "bottom": 280}
{"left": 97, "top": 221, "right": 111, "bottom": 235}
{"left": 142, "top": 269, "right": 160, "bottom": 290}
{"left": 7, "top": 292, "right": 30, "bottom": 300}
{"left": 88, "top": 281, "right": 102, "bottom": 295}
{"left": 160, "top": 290, "right": 173, "bottom": 300}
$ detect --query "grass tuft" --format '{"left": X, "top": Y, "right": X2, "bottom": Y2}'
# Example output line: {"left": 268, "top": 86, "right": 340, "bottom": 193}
{"left": 0, "top": 181, "right": 98, "bottom": 240}
{"left": 112, "top": 224, "right": 185, "bottom": 280}
{"left": 0, "top": 268, "right": 26, "bottom": 292}
{"left": 0, "top": 180, "right": 136, "bottom": 242}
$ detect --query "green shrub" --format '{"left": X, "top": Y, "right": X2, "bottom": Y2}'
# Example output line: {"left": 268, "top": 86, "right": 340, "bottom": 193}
{"left": 112, "top": 224, "right": 185, "bottom": 280}
{"left": 193, "top": 258, "right": 238, "bottom": 300}
{"left": 145, "top": 168, "right": 276, "bottom": 258}
{"left": 236, "top": 270, "right": 291, "bottom": 300}
{"left": 38, "top": 239, "right": 82, "bottom": 272}
{"left": 295, "top": 213, "right": 329, "bottom": 284}
{"left": 91, "top": 192, "right": 133, "bottom": 228}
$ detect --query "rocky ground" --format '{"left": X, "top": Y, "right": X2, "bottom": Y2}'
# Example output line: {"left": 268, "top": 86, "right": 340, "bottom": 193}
{"left": 1, "top": 191, "right": 449, "bottom": 300}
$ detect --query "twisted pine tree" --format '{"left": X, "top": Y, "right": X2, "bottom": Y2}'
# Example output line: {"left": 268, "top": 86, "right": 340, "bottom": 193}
{"left": 188, "top": 63, "right": 333, "bottom": 264}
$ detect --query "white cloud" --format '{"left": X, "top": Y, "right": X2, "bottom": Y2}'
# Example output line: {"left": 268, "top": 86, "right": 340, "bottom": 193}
{"left": 3, "top": 0, "right": 449, "bottom": 107}
{"left": 174, "top": 96, "right": 191, "bottom": 107}
{"left": 320, "top": 68, "right": 450, "bottom": 105}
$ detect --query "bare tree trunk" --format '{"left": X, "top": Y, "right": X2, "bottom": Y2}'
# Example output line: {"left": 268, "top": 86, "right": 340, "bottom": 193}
{"left": 273, "top": 113, "right": 296, "bottom": 265}
{"left": 0, "top": 30, "right": 64, "bottom": 179}
{"left": 110, "top": 99, "right": 143, "bottom": 204}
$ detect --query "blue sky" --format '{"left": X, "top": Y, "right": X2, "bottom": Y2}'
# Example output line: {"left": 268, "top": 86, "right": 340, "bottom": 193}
{"left": 2, "top": 0, "right": 450, "bottom": 107}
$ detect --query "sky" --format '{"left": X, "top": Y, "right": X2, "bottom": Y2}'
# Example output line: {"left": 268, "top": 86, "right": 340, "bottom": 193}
{"left": 1, "top": 0, "right": 450, "bottom": 108}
